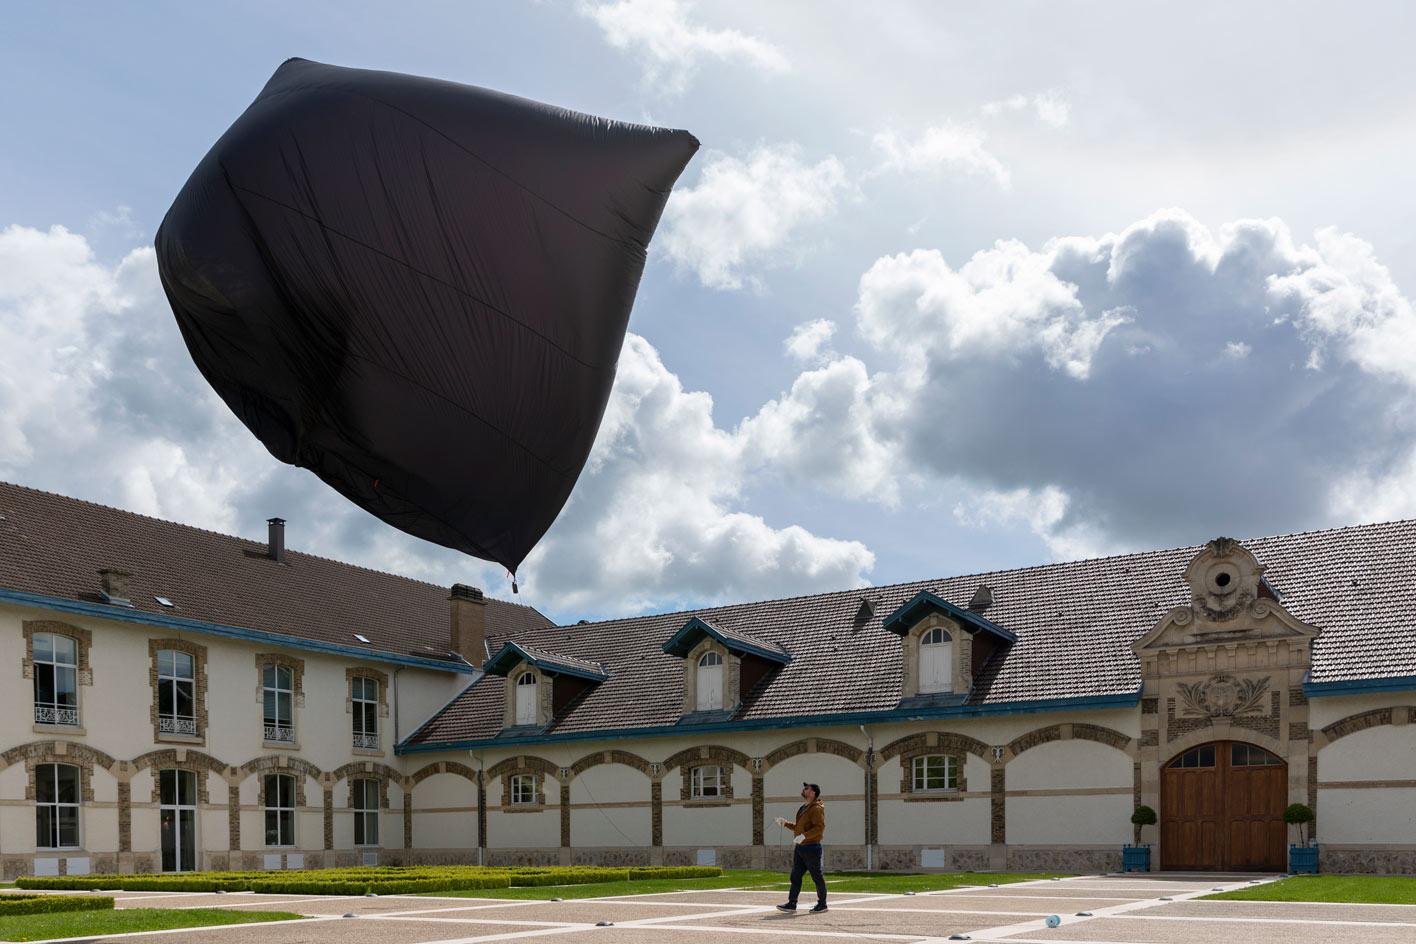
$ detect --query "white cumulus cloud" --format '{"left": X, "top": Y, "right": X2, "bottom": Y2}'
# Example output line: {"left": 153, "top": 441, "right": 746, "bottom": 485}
{"left": 870, "top": 122, "right": 1010, "bottom": 188}
{"left": 579, "top": 0, "right": 788, "bottom": 96}
{"left": 982, "top": 89, "right": 1071, "bottom": 127}
{"left": 659, "top": 144, "right": 850, "bottom": 290}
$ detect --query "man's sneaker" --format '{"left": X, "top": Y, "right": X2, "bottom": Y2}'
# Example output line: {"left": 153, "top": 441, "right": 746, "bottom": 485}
{"left": 809, "top": 903, "right": 828, "bottom": 914}
{"left": 775, "top": 903, "right": 797, "bottom": 913}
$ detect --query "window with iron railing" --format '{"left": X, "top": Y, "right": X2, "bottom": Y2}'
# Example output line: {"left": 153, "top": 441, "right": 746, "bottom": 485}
{"left": 33, "top": 633, "right": 80, "bottom": 727}
{"left": 351, "top": 676, "right": 378, "bottom": 750}
{"left": 262, "top": 664, "right": 295, "bottom": 743}
{"left": 157, "top": 649, "right": 198, "bottom": 737}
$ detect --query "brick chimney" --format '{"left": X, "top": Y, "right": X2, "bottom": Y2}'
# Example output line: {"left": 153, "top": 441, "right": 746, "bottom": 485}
{"left": 449, "top": 584, "right": 488, "bottom": 666}
{"left": 98, "top": 568, "right": 133, "bottom": 607}
{"left": 267, "top": 517, "right": 286, "bottom": 562}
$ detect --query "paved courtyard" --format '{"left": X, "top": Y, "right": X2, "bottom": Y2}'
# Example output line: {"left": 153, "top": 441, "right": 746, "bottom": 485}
{"left": 24, "top": 874, "right": 1416, "bottom": 944}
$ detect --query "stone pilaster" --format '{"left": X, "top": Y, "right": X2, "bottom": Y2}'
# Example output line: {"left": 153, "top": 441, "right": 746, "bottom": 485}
{"left": 227, "top": 783, "right": 241, "bottom": 851}
{"left": 323, "top": 787, "right": 334, "bottom": 850}
{"left": 476, "top": 771, "right": 487, "bottom": 849}
{"left": 117, "top": 779, "right": 132, "bottom": 853}
{"left": 402, "top": 791, "right": 413, "bottom": 850}
{"left": 650, "top": 780, "right": 663, "bottom": 847}
{"left": 751, "top": 776, "right": 764, "bottom": 846}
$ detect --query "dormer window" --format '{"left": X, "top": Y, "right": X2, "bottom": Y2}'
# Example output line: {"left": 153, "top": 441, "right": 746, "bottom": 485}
{"left": 662, "top": 616, "right": 790, "bottom": 719}
{"left": 484, "top": 641, "right": 609, "bottom": 731}
{"left": 514, "top": 672, "right": 538, "bottom": 726}
{"left": 696, "top": 652, "right": 724, "bottom": 710}
{"left": 919, "top": 627, "right": 952, "bottom": 694}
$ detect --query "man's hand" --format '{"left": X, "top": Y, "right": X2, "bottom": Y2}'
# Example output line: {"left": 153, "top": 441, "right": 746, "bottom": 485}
{"left": 773, "top": 816, "right": 787, "bottom": 827}
{"left": 793, "top": 833, "right": 805, "bottom": 845}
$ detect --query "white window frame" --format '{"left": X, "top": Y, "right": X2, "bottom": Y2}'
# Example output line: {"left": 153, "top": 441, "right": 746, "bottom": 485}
{"left": 919, "top": 626, "right": 952, "bottom": 694}
{"left": 695, "top": 651, "right": 724, "bottom": 711}
{"left": 36, "top": 763, "right": 81, "bottom": 850}
{"left": 352, "top": 778, "right": 380, "bottom": 846}
{"left": 33, "top": 632, "right": 80, "bottom": 727}
{"left": 690, "top": 765, "right": 723, "bottom": 799}
{"left": 514, "top": 672, "right": 538, "bottom": 726}
{"left": 911, "top": 754, "right": 958, "bottom": 792}
{"left": 262, "top": 664, "right": 295, "bottom": 742}
{"left": 263, "top": 773, "right": 296, "bottom": 847}
{"left": 351, "top": 676, "right": 379, "bottom": 750}
{"left": 157, "top": 649, "right": 197, "bottom": 737}
{"left": 509, "top": 773, "right": 537, "bottom": 806}
{"left": 159, "top": 768, "right": 198, "bottom": 872}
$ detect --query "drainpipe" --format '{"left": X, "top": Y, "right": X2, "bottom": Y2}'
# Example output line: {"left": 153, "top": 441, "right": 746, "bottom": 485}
{"left": 392, "top": 668, "right": 402, "bottom": 743}
{"left": 860, "top": 724, "right": 875, "bottom": 872}
{"left": 475, "top": 751, "right": 485, "bottom": 867}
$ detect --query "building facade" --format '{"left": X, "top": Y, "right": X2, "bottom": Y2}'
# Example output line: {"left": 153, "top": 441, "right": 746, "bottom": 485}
{"left": 3, "top": 481, "right": 1415, "bottom": 876}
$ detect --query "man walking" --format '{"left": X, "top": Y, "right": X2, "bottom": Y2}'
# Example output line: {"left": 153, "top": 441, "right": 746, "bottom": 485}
{"left": 775, "top": 782, "right": 827, "bottom": 913}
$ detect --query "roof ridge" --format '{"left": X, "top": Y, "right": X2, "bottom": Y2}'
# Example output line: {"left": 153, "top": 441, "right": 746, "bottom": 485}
{"left": 551, "top": 517, "right": 1416, "bottom": 629}
{"left": 0, "top": 478, "right": 529, "bottom": 608}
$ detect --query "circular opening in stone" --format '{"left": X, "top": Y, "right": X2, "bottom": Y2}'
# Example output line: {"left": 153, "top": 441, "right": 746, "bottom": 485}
{"left": 1215, "top": 572, "right": 1232, "bottom": 587}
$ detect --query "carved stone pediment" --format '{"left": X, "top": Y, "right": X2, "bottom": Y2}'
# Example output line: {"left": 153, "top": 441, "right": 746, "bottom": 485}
{"left": 1132, "top": 537, "right": 1319, "bottom": 655}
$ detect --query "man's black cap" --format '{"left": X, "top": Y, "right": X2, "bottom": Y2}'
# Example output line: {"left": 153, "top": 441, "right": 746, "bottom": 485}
{"left": 803, "top": 782, "right": 822, "bottom": 798}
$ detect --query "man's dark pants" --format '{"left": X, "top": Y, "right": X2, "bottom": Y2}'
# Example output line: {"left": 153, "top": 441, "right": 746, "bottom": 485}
{"left": 788, "top": 842, "right": 826, "bottom": 906}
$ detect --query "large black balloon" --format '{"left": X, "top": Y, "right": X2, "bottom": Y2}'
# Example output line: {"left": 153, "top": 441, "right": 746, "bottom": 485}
{"left": 156, "top": 58, "right": 698, "bottom": 573}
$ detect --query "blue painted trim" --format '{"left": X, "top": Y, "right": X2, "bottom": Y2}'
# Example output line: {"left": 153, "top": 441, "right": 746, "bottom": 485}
{"left": 483, "top": 641, "right": 609, "bottom": 683}
{"left": 1305, "top": 674, "right": 1416, "bottom": 696}
{"left": 881, "top": 591, "right": 1018, "bottom": 643}
{"left": 396, "top": 689, "right": 1140, "bottom": 755}
{"left": 660, "top": 616, "right": 790, "bottom": 664}
{"left": 0, "top": 587, "right": 474, "bottom": 674}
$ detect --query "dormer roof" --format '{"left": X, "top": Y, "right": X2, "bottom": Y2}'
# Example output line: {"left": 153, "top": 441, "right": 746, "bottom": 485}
{"left": 483, "top": 640, "right": 609, "bottom": 683}
{"left": 661, "top": 616, "right": 791, "bottom": 664}
{"left": 881, "top": 590, "right": 1018, "bottom": 643}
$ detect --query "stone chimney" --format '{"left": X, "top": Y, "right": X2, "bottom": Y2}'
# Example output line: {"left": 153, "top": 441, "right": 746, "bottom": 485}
{"left": 98, "top": 568, "right": 133, "bottom": 607}
{"left": 267, "top": 518, "right": 286, "bottom": 562}
{"left": 449, "top": 584, "right": 488, "bottom": 666}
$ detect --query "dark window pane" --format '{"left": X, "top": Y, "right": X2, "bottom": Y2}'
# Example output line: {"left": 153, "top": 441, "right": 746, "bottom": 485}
{"left": 276, "top": 666, "right": 292, "bottom": 689}
{"left": 158, "top": 678, "right": 175, "bottom": 716}
{"left": 265, "top": 809, "right": 280, "bottom": 845}
{"left": 35, "top": 665, "right": 56, "bottom": 705}
{"left": 55, "top": 765, "right": 80, "bottom": 804}
{"left": 277, "top": 692, "right": 292, "bottom": 725}
{"left": 37, "top": 805, "right": 54, "bottom": 847}
{"left": 161, "top": 808, "right": 177, "bottom": 871}
{"left": 177, "top": 770, "right": 195, "bottom": 807}
{"left": 173, "top": 652, "right": 194, "bottom": 678}
{"left": 158, "top": 650, "right": 174, "bottom": 677}
{"left": 36, "top": 765, "right": 56, "bottom": 803}
{"left": 53, "top": 635, "right": 77, "bottom": 665}
{"left": 179, "top": 809, "right": 196, "bottom": 870}
{"left": 160, "top": 770, "right": 176, "bottom": 806}
{"left": 262, "top": 664, "right": 275, "bottom": 688}
{"left": 55, "top": 667, "right": 77, "bottom": 705}
{"left": 1199, "top": 745, "right": 1215, "bottom": 766}
{"left": 33, "top": 633, "right": 54, "bottom": 663}
{"left": 263, "top": 691, "right": 277, "bottom": 726}
{"left": 57, "top": 806, "right": 79, "bottom": 847}
{"left": 175, "top": 681, "right": 194, "bottom": 718}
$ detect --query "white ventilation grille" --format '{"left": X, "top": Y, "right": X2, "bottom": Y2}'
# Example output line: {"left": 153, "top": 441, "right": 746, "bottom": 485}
{"left": 695, "top": 848, "right": 717, "bottom": 867}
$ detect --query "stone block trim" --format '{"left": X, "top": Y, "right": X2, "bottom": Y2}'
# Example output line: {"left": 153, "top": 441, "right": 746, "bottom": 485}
{"left": 476, "top": 770, "right": 487, "bottom": 847}
{"left": 1007, "top": 723, "right": 1132, "bottom": 758}
{"left": 130, "top": 749, "right": 226, "bottom": 803}
{"left": 879, "top": 731, "right": 992, "bottom": 763}
{"left": 254, "top": 652, "right": 306, "bottom": 709}
{"left": 568, "top": 750, "right": 653, "bottom": 778}
{"left": 117, "top": 781, "right": 132, "bottom": 853}
{"left": 763, "top": 737, "right": 864, "bottom": 768}
{"left": 22, "top": 620, "right": 94, "bottom": 687}
{"left": 409, "top": 760, "right": 478, "bottom": 787}
{"left": 894, "top": 743, "right": 969, "bottom": 798}
{"left": 323, "top": 787, "right": 334, "bottom": 850}
{"left": 228, "top": 783, "right": 241, "bottom": 850}
{"left": 1322, "top": 707, "right": 1412, "bottom": 743}
{"left": 1289, "top": 721, "right": 1311, "bottom": 742}
{"left": 147, "top": 639, "right": 209, "bottom": 743}
{"left": 1141, "top": 697, "right": 1159, "bottom": 715}
{"left": 560, "top": 788, "right": 571, "bottom": 846}
{"left": 751, "top": 776, "right": 764, "bottom": 845}
{"left": 650, "top": 780, "right": 663, "bottom": 846}
{"left": 487, "top": 756, "right": 557, "bottom": 808}
{"left": 664, "top": 744, "right": 750, "bottom": 802}
{"left": 1071, "top": 723, "right": 1133, "bottom": 752}
{"left": 990, "top": 767, "right": 1006, "bottom": 844}
{"left": 2, "top": 741, "right": 116, "bottom": 803}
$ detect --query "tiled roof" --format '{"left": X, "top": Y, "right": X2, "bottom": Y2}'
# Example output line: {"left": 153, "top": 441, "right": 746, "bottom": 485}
{"left": 406, "top": 518, "right": 1416, "bottom": 747}
{"left": 661, "top": 616, "right": 790, "bottom": 662}
{"left": 0, "top": 481, "right": 551, "bottom": 666}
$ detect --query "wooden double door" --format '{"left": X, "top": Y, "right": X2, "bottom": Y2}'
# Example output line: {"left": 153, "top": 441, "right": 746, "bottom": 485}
{"left": 1160, "top": 740, "right": 1287, "bottom": 871}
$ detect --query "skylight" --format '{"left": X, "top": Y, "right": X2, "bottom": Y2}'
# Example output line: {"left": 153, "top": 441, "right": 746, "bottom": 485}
{"left": 155, "top": 596, "right": 175, "bottom": 608}
{"left": 354, "top": 633, "right": 371, "bottom": 644}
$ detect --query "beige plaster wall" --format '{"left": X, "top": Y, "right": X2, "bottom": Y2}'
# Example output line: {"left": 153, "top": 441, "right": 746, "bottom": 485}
{"left": 568, "top": 763, "right": 651, "bottom": 847}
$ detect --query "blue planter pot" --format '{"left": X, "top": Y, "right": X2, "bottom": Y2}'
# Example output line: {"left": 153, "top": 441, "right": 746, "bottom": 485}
{"left": 1122, "top": 845, "right": 1151, "bottom": 873}
{"left": 1289, "top": 844, "right": 1319, "bottom": 874}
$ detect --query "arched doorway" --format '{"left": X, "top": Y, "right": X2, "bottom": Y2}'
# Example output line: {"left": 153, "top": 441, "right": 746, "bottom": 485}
{"left": 1161, "top": 741, "right": 1286, "bottom": 871}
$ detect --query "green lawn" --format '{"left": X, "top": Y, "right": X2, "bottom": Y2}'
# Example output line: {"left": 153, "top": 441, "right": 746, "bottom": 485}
{"left": 1203, "top": 875, "right": 1416, "bottom": 904}
{"left": 0, "top": 908, "right": 302, "bottom": 942}
{"left": 425, "top": 868, "right": 1062, "bottom": 900}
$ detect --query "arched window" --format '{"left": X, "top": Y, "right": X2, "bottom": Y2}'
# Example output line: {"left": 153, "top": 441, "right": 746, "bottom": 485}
{"left": 515, "top": 672, "right": 538, "bottom": 726}
{"left": 696, "top": 652, "right": 724, "bottom": 711}
{"left": 919, "top": 627, "right": 952, "bottom": 694}
{"left": 33, "top": 632, "right": 80, "bottom": 726}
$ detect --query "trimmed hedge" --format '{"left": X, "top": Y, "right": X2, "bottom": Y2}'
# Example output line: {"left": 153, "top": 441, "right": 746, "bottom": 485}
{"left": 15, "top": 864, "right": 722, "bottom": 895}
{"left": 0, "top": 893, "right": 115, "bottom": 916}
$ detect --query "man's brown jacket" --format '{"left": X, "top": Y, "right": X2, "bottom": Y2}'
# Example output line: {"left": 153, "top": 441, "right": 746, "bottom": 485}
{"left": 785, "top": 798, "right": 825, "bottom": 844}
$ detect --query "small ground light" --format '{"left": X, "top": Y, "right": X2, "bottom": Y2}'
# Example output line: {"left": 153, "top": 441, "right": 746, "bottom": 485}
{"left": 1159, "top": 896, "right": 1173, "bottom": 901}
{"left": 904, "top": 891, "right": 916, "bottom": 896}
{"left": 1076, "top": 912, "right": 1093, "bottom": 916}
{"left": 342, "top": 913, "right": 357, "bottom": 918}
{"left": 947, "top": 935, "right": 970, "bottom": 941}
{"left": 595, "top": 921, "right": 614, "bottom": 927}
{"left": 1045, "top": 915, "right": 1061, "bottom": 928}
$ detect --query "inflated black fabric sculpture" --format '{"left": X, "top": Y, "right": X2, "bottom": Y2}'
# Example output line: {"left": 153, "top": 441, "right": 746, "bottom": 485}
{"left": 156, "top": 58, "right": 698, "bottom": 574}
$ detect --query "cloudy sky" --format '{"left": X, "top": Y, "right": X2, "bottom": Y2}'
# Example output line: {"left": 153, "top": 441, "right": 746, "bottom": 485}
{"left": 4, "top": 1, "right": 1416, "bottom": 622}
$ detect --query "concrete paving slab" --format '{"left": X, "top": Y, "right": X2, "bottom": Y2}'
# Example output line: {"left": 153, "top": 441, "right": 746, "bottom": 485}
{"left": 391, "top": 900, "right": 722, "bottom": 924}
{"left": 93, "top": 917, "right": 568, "bottom": 944}
{"left": 626, "top": 889, "right": 878, "bottom": 905}
{"left": 532, "top": 929, "right": 918, "bottom": 944}
{"left": 1141, "top": 899, "right": 1416, "bottom": 923}
{"left": 675, "top": 906, "right": 1017, "bottom": 937}
{"left": 1008, "top": 915, "right": 1416, "bottom": 944}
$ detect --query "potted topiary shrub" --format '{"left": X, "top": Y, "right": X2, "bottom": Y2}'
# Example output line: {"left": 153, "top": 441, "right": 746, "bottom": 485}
{"left": 1124, "top": 805, "right": 1157, "bottom": 872}
{"left": 1284, "top": 803, "right": 1317, "bottom": 874}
